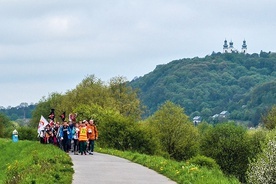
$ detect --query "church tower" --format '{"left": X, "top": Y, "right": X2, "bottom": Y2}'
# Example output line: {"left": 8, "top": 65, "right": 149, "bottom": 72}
{"left": 241, "top": 40, "right": 247, "bottom": 54}
{"left": 229, "top": 40, "right": 234, "bottom": 52}
{"left": 223, "top": 40, "right": 228, "bottom": 53}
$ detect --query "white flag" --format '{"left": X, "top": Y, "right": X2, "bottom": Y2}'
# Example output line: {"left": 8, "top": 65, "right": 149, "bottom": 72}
{"left": 37, "top": 115, "right": 49, "bottom": 133}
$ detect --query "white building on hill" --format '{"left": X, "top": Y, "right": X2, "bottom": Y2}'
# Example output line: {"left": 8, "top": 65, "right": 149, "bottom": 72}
{"left": 223, "top": 40, "right": 247, "bottom": 54}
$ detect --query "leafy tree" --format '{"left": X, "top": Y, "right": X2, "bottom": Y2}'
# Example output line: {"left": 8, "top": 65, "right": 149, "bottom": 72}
{"left": 109, "top": 76, "right": 143, "bottom": 121}
{"left": 200, "top": 122, "right": 251, "bottom": 182}
{"left": 261, "top": 105, "right": 276, "bottom": 130}
{"left": 30, "top": 93, "right": 63, "bottom": 128}
{"left": 0, "top": 113, "right": 11, "bottom": 137}
{"left": 31, "top": 75, "right": 143, "bottom": 126}
{"left": 247, "top": 138, "right": 276, "bottom": 184}
{"left": 148, "top": 101, "right": 199, "bottom": 161}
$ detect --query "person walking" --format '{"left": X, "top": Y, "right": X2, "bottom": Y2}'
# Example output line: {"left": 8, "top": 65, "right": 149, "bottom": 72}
{"left": 87, "top": 119, "right": 98, "bottom": 155}
{"left": 59, "top": 121, "right": 73, "bottom": 153}
{"left": 72, "top": 123, "right": 80, "bottom": 155}
{"left": 78, "top": 120, "right": 88, "bottom": 155}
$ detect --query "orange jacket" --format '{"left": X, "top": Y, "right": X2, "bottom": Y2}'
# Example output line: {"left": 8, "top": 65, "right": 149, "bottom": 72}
{"left": 78, "top": 126, "right": 88, "bottom": 141}
{"left": 87, "top": 124, "right": 98, "bottom": 140}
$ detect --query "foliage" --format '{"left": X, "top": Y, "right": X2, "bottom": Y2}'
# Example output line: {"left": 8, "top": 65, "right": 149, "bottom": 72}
{"left": 30, "top": 93, "right": 63, "bottom": 128}
{"left": 96, "top": 147, "right": 240, "bottom": 184}
{"left": 200, "top": 122, "right": 251, "bottom": 182}
{"left": 108, "top": 76, "right": 143, "bottom": 121}
{"left": 247, "top": 128, "right": 267, "bottom": 159}
{"left": 0, "top": 139, "right": 73, "bottom": 184}
{"left": 261, "top": 105, "right": 276, "bottom": 130}
{"left": 30, "top": 75, "right": 142, "bottom": 127}
{"left": 16, "top": 126, "right": 38, "bottom": 141}
{"left": 129, "top": 52, "right": 276, "bottom": 125}
{"left": 0, "top": 113, "right": 13, "bottom": 138}
{"left": 187, "top": 155, "right": 220, "bottom": 170}
{"left": 74, "top": 103, "right": 159, "bottom": 155}
{"left": 246, "top": 138, "right": 276, "bottom": 184}
{"left": 2, "top": 124, "right": 37, "bottom": 141}
{"left": 0, "top": 103, "right": 36, "bottom": 121}
{"left": 147, "top": 101, "right": 200, "bottom": 161}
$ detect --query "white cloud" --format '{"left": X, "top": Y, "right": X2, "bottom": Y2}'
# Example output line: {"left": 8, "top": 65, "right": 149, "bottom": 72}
{"left": 0, "top": 0, "right": 275, "bottom": 107}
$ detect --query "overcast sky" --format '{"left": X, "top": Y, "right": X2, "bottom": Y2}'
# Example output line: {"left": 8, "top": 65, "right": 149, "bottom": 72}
{"left": 0, "top": 0, "right": 275, "bottom": 107}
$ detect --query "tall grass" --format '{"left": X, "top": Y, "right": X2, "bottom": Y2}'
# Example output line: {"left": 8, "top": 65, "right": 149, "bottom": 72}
{"left": 0, "top": 139, "right": 73, "bottom": 184}
{"left": 96, "top": 147, "right": 240, "bottom": 184}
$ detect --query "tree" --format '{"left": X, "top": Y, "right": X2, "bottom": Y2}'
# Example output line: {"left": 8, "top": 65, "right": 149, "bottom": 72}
{"left": 148, "top": 101, "right": 199, "bottom": 161}
{"left": 247, "top": 139, "right": 276, "bottom": 184}
{"left": 109, "top": 76, "right": 143, "bottom": 121}
{"left": 0, "top": 113, "right": 11, "bottom": 137}
{"left": 30, "top": 93, "right": 63, "bottom": 128}
{"left": 200, "top": 122, "right": 251, "bottom": 182}
{"left": 261, "top": 105, "right": 276, "bottom": 130}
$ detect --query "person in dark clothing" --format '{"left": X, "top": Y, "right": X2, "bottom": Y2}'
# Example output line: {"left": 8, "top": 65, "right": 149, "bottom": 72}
{"left": 59, "top": 122, "right": 73, "bottom": 153}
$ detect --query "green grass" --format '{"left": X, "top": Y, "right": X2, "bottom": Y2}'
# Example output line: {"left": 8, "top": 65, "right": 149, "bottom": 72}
{"left": 96, "top": 147, "right": 240, "bottom": 184}
{"left": 0, "top": 138, "right": 73, "bottom": 184}
{"left": 0, "top": 138, "right": 240, "bottom": 184}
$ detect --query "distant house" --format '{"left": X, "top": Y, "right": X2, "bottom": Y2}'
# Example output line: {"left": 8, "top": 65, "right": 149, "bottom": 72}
{"left": 193, "top": 116, "right": 202, "bottom": 126}
{"left": 219, "top": 111, "right": 229, "bottom": 118}
{"left": 212, "top": 111, "right": 230, "bottom": 120}
{"left": 212, "top": 114, "right": 219, "bottom": 119}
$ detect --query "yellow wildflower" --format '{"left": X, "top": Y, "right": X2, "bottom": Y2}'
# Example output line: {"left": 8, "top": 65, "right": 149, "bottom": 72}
{"left": 189, "top": 167, "right": 198, "bottom": 172}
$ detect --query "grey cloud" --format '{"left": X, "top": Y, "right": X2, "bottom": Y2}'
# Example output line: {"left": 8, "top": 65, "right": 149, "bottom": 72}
{"left": 0, "top": 0, "right": 275, "bottom": 107}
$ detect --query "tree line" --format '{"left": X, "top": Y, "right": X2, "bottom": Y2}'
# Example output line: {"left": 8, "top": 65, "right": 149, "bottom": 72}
{"left": 129, "top": 51, "right": 276, "bottom": 126}
{"left": 0, "top": 73, "right": 275, "bottom": 183}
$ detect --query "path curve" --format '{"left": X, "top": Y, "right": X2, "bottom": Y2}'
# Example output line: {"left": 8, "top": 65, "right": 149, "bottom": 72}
{"left": 70, "top": 152, "right": 176, "bottom": 184}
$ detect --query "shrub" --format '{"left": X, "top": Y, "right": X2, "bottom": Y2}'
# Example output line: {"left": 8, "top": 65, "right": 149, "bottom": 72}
{"left": 127, "top": 124, "right": 162, "bottom": 155}
{"left": 247, "top": 128, "right": 267, "bottom": 159}
{"left": 200, "top": 122, "right": 251, "bottom": 182}
{"left": 188, "top": 155, "right": 220, "bottom": 169}
{"left": 261, "top": 105, "right": 276, "bottom": 130}
{"left": 247, "top": 139, "right": 276, "bottom": 184}
{"left": 148, "top": 101, "right": 200, "bottom": 161}
{"left": 3, "top": 126, "right": 38, "bottom": 141}
{"left": 17, "top": 126, "right": 38, "bottom": 141}
{"left": 98, "top": 113, "right": 161, "bottom": 155}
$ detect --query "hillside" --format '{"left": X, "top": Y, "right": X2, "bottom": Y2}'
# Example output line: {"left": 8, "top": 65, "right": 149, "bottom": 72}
{"left": 0, "top": 103, "right": 36, "bottom": 125}
{"left": 129, "top": 51, "right": 276, "bottom": 126}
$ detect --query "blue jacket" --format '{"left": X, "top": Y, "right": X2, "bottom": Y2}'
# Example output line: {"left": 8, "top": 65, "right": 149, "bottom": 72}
{"left": 59, "top": 125, "right": 73, "bottom": 140}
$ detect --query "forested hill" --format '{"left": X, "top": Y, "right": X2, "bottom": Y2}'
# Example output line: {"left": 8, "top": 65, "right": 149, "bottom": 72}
{"left": 129, "top": 51, "right": 276, "bottom": 126}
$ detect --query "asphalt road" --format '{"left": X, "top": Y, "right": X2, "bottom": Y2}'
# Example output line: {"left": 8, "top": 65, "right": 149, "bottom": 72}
{"left": 70, "top": 152, "right": 177, "bottom": 184}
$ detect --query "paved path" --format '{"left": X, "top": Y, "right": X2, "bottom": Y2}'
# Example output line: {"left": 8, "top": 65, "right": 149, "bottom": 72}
{"left": 70, "top": 152, "right": 176, "bottom": 184}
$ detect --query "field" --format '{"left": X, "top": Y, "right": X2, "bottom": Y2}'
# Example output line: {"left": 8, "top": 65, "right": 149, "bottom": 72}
{"left": 0, "top": 139, "right": 73, "bottom": 184}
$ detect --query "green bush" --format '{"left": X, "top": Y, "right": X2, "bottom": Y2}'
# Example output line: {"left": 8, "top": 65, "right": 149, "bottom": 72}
{"left": 98, "top": 112, "right": 161, "bottom": 155}
{"left": 200, "top": 122, "right": 251, "bottom": 182}
{"left": 148, "top": 101, "right": 200, "bottom": 161}
{"left": 127, "top": 124, "right": 162, "bottom": 155}
{"left": 188, "top": 155, "right": 220, "bottom": 169}
{"left": 247, "top": 138, "right": 276, "bottom": 184}
{"left": 3, "top": 126, "right": 38, "bottom": 141}
{"left": 247, "top": 128, "right": 267, "bottom": 159}
{"left": 17, "top": 126, "right": 38, "bottom": 141}
{"left": 261, "top": 105, "right": 276, "bottom": 130}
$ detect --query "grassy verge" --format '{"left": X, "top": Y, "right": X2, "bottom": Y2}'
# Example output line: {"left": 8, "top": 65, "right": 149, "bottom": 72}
{"left": 96, "top": 147, "right": 240, "bottom": 184}
{"left": 0, "top": 139, "right": 73, "bottom": 184}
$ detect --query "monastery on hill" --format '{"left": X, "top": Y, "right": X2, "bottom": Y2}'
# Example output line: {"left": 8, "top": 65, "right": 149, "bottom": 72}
{"left": 223, "top": 40, "right": 247, "bottom": 54}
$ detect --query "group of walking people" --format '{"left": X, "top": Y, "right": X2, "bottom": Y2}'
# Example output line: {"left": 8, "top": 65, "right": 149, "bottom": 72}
{"left": 38, "top": 119, "right": 98, "bottom": 155}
